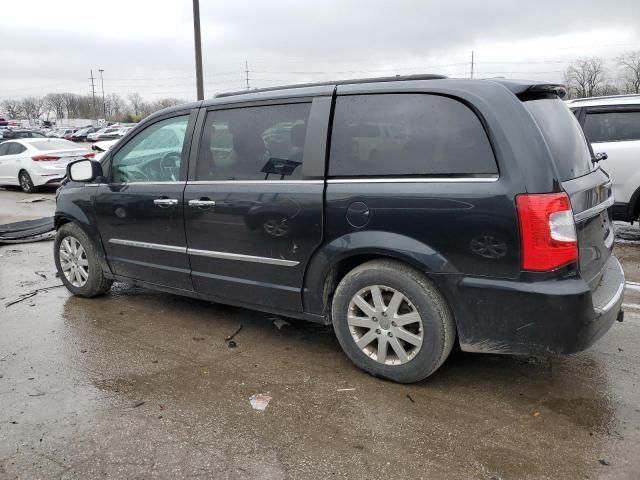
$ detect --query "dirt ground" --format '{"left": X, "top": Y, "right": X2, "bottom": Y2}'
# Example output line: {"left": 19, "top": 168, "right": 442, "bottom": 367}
{"left": 0, "top": 186, "right": 639, "bottom": 479}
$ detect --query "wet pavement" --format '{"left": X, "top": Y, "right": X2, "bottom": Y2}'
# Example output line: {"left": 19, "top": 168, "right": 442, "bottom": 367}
{"left": 0, "top": 190, "right": 639, "bottom": 479}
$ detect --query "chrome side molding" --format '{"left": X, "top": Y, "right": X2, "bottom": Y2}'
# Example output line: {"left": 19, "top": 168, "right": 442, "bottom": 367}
{"left": 108, "top": 238, "right": 299, "bottom": 267}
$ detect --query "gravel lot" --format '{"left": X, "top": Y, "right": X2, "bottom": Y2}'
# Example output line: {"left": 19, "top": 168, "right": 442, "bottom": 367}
{"left": 0, "top": 186, "right": 639, "bottom": 479}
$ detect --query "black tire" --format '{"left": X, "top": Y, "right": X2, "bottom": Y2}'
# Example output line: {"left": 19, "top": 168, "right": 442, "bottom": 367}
{"left": 19, "top": 170, "right": 38, "bottom": 193}
{"left": 54, "top": 222, "right": 113, "bottom": 297}
{"left": 331, "top": 259, "right": 456, "bottom": 383}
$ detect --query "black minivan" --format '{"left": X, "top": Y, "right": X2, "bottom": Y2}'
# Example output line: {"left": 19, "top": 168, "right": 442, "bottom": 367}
{"left": 54, "top": 75, "right": 624, "bottom": 383}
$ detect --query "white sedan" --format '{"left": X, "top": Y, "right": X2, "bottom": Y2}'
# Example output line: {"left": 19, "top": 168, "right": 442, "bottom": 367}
{"left": 0, "top": 138, "right": 95, "bottom": 192}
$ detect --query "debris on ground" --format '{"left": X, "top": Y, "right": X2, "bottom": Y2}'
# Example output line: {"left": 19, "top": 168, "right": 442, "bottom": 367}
{"left": 227, "top": 340, "right": 237, "bottom": 349}
{"left": 132, "top": 401, "right": 145, "bottom": 408}
{"left": 192, "top": 337, "right": 205, "bottom": 341}
{"left": 599, "top": 459, "right": 610, "bottom": 466}
{"left": 249, "top": 393, "right": 272, "bottom": 411}
{"left": 225, "top": 324, "right": 243, "bottom": 341}
{"left": 271, "top": 318, "right": 290, "bottom": 330}
{"left": 406, "top": 394, "right": 415, "bottom": 403}
{"left": 34, "top": 271, "right": 48, "bottom": 279}
{"left": 16, "top": 196, "right": 50, "bottom": 203}
{"left": 0, "top": 217, "right": 55, "bottom": 244}
{"left": 4, "top": 284, "right": 64, "bottom": 307}
{"left": 337, "top": 388, "right": 355, "bottom": 392}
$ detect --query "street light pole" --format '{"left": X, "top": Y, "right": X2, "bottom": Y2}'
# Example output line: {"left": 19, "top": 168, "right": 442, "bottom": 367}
{"left": 192, "top": 0, "right": 204, "bottom": 100}
{"left": 99, "top": 69, "right": 106, "bottom": 121}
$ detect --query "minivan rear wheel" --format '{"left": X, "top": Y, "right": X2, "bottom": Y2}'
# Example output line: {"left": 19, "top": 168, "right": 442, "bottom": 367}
{"left": 54, "top": 222, "right": 113, "bottom": 297}
{"left": 331, "top": 259, "right": 455, "bottom": 383}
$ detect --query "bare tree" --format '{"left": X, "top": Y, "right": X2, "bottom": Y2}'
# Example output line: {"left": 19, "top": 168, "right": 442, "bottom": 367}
{"left": 45, "top": 93, "right": 66, "bottom": 120}
{"left": 105, "top": 93, "right": 127, "bottom": 120}
{"left": 1, "top": 99, "right": 24, "bottom": 119}
{"left": 153, "top": 98, "right": 184, "bottom": 110}
{"left": 21, "top": 96, "right": 46, "bottom": 121}
{"left": 564, "top": 57, "right": 607, "bottom": 99}
{"left": 618, "top": 51, "right": 640, "bottom": 94}
{"left": 127, "top": 92, "right": 144, "bottom": 116}
{"left": 62, "top": 92, "right": 80, "bottom": 119}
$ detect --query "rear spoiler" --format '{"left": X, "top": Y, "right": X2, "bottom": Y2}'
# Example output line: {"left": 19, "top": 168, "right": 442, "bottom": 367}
{"left": 521, "top": 84, "right": 567, "bottom": 99}
{"left": 490, "top": 79, "right": 567, "bottom": 100}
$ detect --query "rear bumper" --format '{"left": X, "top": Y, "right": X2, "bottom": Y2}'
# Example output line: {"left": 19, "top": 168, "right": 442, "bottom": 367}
{"left": 450, "top": 256, "right": 624, "bottom": 355}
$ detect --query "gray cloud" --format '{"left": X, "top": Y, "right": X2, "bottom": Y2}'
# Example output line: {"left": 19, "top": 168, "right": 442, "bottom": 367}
{"left": 1, "top": 0, "right": 640, "bottom": 101}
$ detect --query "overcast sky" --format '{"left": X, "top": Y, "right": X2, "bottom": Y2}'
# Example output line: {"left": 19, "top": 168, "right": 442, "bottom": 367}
{"left": 1, "top": 0, "right": 640, "bottom": 102}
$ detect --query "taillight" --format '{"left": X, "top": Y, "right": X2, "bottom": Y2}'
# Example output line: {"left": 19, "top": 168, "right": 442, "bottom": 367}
{"left": 83, "top": 152, "right": 96, "bottom": 158}
{"left": 516, "top": 192, "right": 577, "bottom": 271}
{"left": 31, "top": 155, "right": 60, "bottom": 161}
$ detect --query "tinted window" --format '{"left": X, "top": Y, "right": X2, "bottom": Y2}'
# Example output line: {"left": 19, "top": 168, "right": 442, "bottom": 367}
{"left": 525, "top": 98, "right": 593, "bottom": 181}
{"left": 583, "top": 111, "right": 640, "bottom": 143}
{"left": 0, "top": 143, "right": 9, "bottom": 156}
{"left": 196, "top": 103, "right": 311, "bottom": 181}
{"left": 328, "top": 94, "right": 497, "bottom": 177}
{"left": 111, "top": 115, "right": 189, "bottom": 183}
{"left": 7, "top": 143, "right": 26, "bottom": 155}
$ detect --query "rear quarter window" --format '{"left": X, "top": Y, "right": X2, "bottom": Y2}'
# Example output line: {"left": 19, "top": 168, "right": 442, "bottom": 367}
{"left": 525, "top": 98, "right": 593, "bottom": 181}
{"left": 328, "top": 94, "right": 497, "bottom": 177}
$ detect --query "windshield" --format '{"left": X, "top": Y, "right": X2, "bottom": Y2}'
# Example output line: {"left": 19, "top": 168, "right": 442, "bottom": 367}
{"left": 524, "top": 98, "right": 594, "bottom": 181}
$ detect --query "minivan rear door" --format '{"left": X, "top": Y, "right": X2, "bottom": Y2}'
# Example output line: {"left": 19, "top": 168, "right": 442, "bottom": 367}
{"left": 525, "top": 98, "right": 614, "bottom": 289}
{"left": 184, "top": 97, "right": 330, "bottom": 312}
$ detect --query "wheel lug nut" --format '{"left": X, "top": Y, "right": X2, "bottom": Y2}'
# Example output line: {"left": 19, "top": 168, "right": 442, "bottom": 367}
{"left": 387, "top": 332, "right": 393, "bottom": 337}
{"left": 372, "top": 317, "right": 377, "bottom": 322}
{"left": 391, "top": 321, "right": 397, "bottom": 327}
{"left": 375, "top": 329, "right": 381, "bottom": 334}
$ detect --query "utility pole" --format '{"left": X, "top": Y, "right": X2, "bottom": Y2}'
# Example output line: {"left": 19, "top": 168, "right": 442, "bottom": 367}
{"left": 245, "top": 60, "right": 250, "bottom": 90}
{"left": 89, "top": 70, "right": 97, "bottom": 121}
{"left": 192, "top": 0, "right": 204, "bottom": 100}
{"left": 470, "top": 50, "right": 474, "bottom": 79}
{"left": 99, "top": 69, "right": 106, "bottom": 121}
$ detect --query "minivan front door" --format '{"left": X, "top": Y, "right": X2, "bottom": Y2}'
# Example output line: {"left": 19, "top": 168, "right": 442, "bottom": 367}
{"left": 95, "top": 112, "right": 196, "bottom": 290}
{"left": 184, "top": 99, "right": 329, "bottom": 312}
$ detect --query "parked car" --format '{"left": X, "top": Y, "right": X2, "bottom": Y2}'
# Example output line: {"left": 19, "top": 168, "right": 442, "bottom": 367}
{"left": 93, "top": 126, "right": 124, "bottom": 141}
{"left": 567, "top": 94, "right": 640, "bottom": 223}
{"left": 86, "top": 128, "right": 108, "bottom": 142}
{"left": 0, "top": 138, "right": 94, "bottom": 192}
{"left": 71, "top": 126, "right": 99, "bottom": 142}
{"left": 54, "top": 128, "right": 77, "bottom": 139}
{"left": 53, "top": 75, "right": 624, "bottom": 383}
{"left": 0, "top": 129, "right": 47, "bottom": 142}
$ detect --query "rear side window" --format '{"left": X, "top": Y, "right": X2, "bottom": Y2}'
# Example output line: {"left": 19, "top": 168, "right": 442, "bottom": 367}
{"left": 583, "top": 110, "right": 640, "bottom": 143}
{"left": 328, "top": 94, "right": 497, "bottom": 177}
{"left": 525, "top": 98, "right": 593, "bottom": 181}
{"left": 7, "top": 143, "right": 26, "bottom": 155}
{"left": 196, "top": 103, "right": 311, "bottom": 181}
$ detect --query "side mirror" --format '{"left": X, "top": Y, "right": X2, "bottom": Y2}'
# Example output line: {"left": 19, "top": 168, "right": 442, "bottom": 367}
{"left": 67, "top": 159, "right": 103, "bottom": 182}
{"left": 593, "top": 152, "right": 608, "bottom": 163}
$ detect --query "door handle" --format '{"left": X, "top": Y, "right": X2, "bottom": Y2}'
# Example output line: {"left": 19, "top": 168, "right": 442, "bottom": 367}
{"left": 188, "top": 199, "right": 216, "bottom": 208}
{"left": 154, "top": 198, "right": 178, "bottom": 208}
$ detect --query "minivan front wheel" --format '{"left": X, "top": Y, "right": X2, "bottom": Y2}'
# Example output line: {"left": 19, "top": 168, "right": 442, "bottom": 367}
{"left": 54, "top": 223, "right": 113, "bottom": 297}
{"left": 331, "top": 259, "right": 455, "bottom": 383}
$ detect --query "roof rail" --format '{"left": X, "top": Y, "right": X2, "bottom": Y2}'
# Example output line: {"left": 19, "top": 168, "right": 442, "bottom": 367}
{"left": 566, "top": 93, "right": 640, "bottom": 103}
{"left": 215, "top": 73, "right": 447, "bottom": 98}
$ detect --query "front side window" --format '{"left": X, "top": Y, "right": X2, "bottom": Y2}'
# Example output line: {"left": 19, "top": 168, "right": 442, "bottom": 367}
{"left": 329, "top": 94, "right": 497, "bottom": 177}
{"left": 583, "top": 110, "right": 640, "bottom": 143}
{"left": 196, "top": 103, "right": 311, "bottom": 181}
{"left": 111, "top": 115, "right": 189, "bottom": 183}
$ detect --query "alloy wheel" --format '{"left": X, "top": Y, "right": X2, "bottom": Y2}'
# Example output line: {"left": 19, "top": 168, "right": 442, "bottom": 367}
{"left": 59, "top": 236, "right": 89, "bottom": 287}
{"left": 347, "top": 285, "right": 423, "bottom": 365}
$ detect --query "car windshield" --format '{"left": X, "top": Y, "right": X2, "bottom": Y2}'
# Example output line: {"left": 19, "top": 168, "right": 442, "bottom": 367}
{"left": 524, "top": 97, "right": 594, "bottom": 181}
{"left": 30, "top": 139, "right": 79, "bottom": 150}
